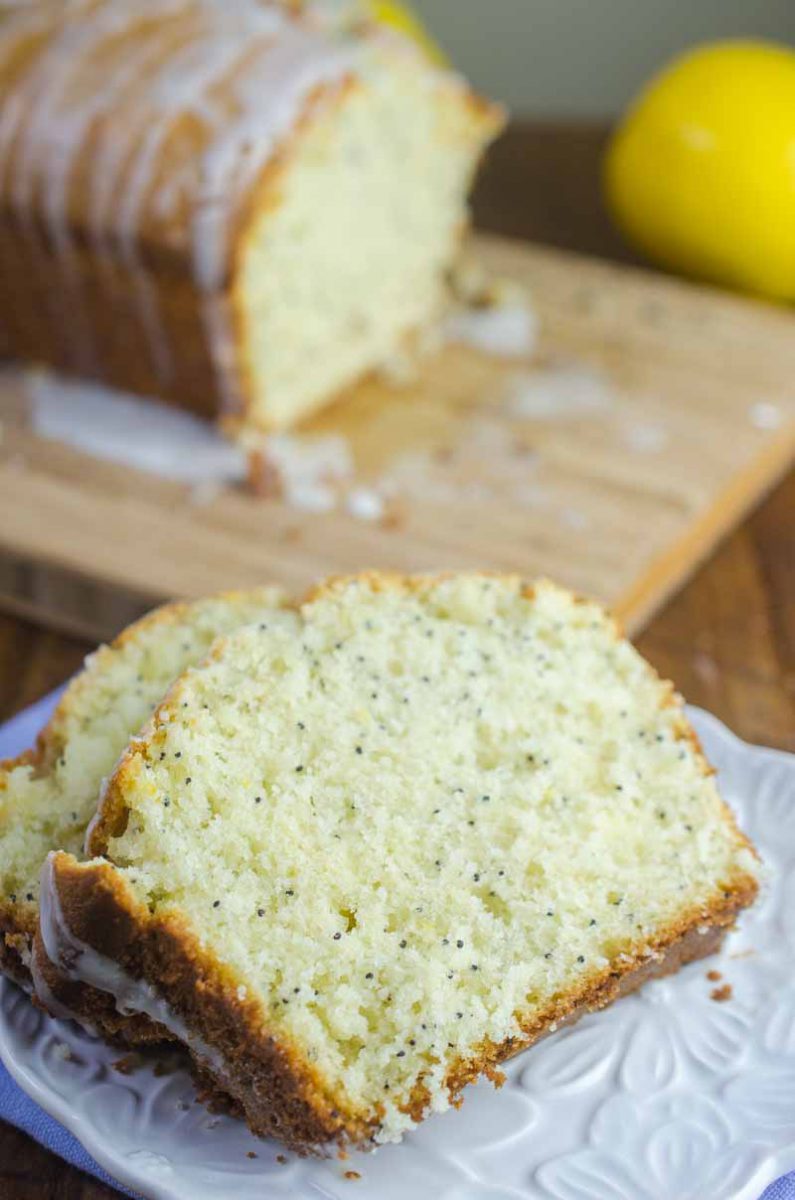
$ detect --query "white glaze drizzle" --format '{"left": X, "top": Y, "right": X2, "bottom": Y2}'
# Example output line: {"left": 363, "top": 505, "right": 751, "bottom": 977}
{"left": 90, "top": 7, "right": 197, "bottom": 383}
{"left": 443, "top": 303, "right": 538, "bottom": 359}
{"left": 28, "top": 369, "right": 247, "bottom": 485}
{"left": 30, "top": 942, "right": 84, "bottom": 1025}
{"left": 18, "top": 5, "right": 172, "bottom": 369}
{"left": 38, "top": 852, "right": 231, "bottom": 1081}
{"left": 0, "top": 0, "right": 359, "bottom": 410}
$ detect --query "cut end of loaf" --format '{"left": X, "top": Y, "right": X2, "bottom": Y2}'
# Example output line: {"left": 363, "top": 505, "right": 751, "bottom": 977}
{"left": 231, "top": 47, "right": 503, "bottom": 431}
{"left": 81, "top": 573, "right": 758, "bottom": 1148}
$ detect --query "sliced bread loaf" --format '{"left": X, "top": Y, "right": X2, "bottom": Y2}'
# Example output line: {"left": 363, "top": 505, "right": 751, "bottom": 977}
{"left": 0, "top": 587, "right": 288, "bottom": 1007}
{"left": 41, "top": 574, "right": 759, "bottom": 1151}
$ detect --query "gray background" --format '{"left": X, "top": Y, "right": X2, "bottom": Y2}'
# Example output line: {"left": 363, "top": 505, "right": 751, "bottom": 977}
{"left": 414, "top": 0, "right": 795, "bottom": 116}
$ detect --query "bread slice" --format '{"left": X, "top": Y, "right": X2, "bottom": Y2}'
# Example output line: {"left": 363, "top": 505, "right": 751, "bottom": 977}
{"left": 40, "top": 574, "right": 759, "bottom": 1152}
{"left": 0, "top": 588, "right": 289, "bottom": 1009}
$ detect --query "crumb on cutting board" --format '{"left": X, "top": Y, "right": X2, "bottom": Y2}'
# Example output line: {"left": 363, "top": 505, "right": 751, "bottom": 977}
{"left": 380, "top": 499, "right": 407, "bottom": 531}
{"left": 692, "top": 650, "right": 720, "bottom": 687}
{"left": 748, "top": 401, "right": 782, "bottom": 431}
{"left": 279, "top": 525, "right": 302, "bottom": 544}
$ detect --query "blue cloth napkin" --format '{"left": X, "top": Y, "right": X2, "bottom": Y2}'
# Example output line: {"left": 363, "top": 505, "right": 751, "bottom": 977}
{"left": 0, "top": 690, "right": 792, "bottom": 1199}
{"left": 0, "top": 1059, "right": 138, "bottom": 1197}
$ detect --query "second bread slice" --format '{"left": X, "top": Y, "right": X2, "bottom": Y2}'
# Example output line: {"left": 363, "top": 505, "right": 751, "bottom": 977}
{"left": 0, "top": 587, "right": 291, "bottom": 1038}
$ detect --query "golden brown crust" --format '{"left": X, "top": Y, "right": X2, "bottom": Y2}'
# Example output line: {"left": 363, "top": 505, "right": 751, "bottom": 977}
{"left": 409, "top": 879, "right": 757, "bottom": 1121}
{"left": 46, "top": 852, "right": 370, "bottom": 1151}
{"left": 44, "top": 851, "right": 756, "bottom": 1154}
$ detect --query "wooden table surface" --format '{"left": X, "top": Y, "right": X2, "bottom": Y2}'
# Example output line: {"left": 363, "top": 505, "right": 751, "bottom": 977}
{"left": 0, "top": 121, "right": 793, "bottom": 1200}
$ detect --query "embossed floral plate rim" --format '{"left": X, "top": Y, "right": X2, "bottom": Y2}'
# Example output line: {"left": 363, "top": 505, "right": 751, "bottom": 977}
{"left": 0, "top": 694, "right": 794, "bottom": 1200}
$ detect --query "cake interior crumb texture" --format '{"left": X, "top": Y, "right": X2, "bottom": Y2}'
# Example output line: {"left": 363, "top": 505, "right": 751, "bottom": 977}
{"left": 0, "top": 588, "right": 288, "bottom": 962}
{"left": 94, "top": 575, "right": 759, "bottom": 1143}
{"left": 235, "top": 42, "right": 502, "bottom": 431}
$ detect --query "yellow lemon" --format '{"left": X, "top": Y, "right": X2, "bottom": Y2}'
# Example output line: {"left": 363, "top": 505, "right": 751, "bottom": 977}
{"left": 605, "top": 40, "right": 795, "bottom": 302}
{"left": 365, "top": 0, "right": 447, "bottom": 65}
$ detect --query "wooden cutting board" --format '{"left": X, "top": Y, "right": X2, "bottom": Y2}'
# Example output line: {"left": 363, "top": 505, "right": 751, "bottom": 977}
{"left": 1, "top": 233, "right": 794, "bottom": 643}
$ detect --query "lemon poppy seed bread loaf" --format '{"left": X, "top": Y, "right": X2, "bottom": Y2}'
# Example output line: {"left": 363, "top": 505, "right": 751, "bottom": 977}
{"left": 40, "top": 574, "right": 759, "bottom": 1151}
{"left": 0, "top": 0, "right": 502, "bottom": 433}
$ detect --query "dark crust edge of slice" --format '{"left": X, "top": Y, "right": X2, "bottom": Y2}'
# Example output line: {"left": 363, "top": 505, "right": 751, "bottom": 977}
{"left": 38, "top": 850, "right": 758, "bottom": 1155}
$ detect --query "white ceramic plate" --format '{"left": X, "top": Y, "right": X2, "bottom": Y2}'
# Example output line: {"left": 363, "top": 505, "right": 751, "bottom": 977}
{"left": 1, "top": 697, "right": 794, "bottom": 1200}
